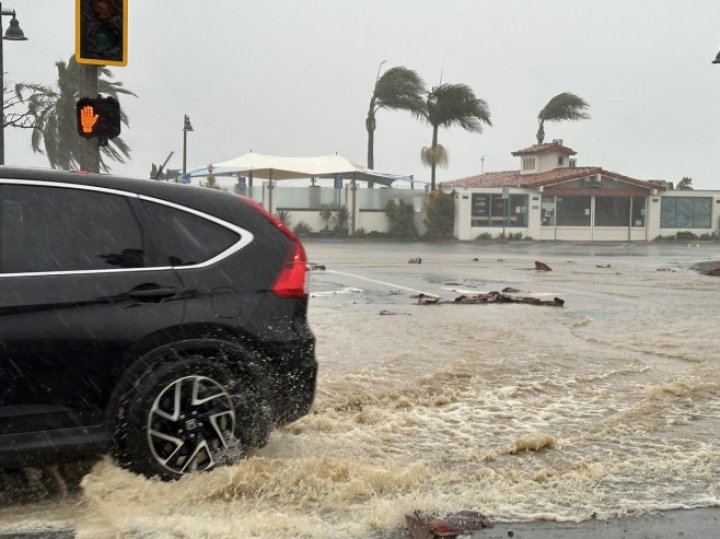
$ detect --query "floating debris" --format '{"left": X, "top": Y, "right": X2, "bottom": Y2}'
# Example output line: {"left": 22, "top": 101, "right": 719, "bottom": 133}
{"left": 596, "top": 264, "right": 611, "bottom": 268}
{"left": 408, "top": 257, "right": 423, "bottom": 264}
{"left": 689, "top": 261, "right": 720, "bottom": 275}
{"left": 455, "top": 292, "right": 564, "bottom": 307}
{"left": 406, "top": 510, "right": 493, "bottom": 539}
{"left": 501, "top": 286, "right": 521, "bottom": 293}
{"left": 417, "top": 291, "right": 564, "bottom": 307}
{"left": 379, "top": 309, "right": 411, "bottom": 316}
{"left": 534, "top": 260, "right": 552, "bottom": 271}
{"left": 416, "top": 293, "right": 440, "bottom": 305}
{"left": 308, "top": 263, "right": 326, "bottom": 271}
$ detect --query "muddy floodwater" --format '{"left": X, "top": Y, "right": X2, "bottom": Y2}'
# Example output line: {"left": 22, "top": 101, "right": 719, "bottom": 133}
{"left": 1, "top": 241, "right": 719, "bottom": 538}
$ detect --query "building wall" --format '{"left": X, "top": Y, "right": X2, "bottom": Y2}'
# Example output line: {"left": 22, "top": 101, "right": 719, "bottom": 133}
{"left": 454, "top": 186, "right": 720, "bottom": 242}
{"left": 252, "top": 185, "right": 428, "bottom": 235}
{"left": 538, "top": 152, "right": 563, "bottom": 173}
{"left": 649, "top": 190, "right": 720, "bottom": 239}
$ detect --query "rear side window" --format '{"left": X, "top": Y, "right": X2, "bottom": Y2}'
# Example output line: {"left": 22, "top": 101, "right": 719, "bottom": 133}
{"left": 138, "top": 200, "right": 239, "bottom": 267}
{"left": 0, "top": 185, "right": 144, "bottom": 273}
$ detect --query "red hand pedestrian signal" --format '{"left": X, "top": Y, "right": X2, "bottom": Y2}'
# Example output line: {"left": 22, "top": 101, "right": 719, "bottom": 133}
{"left": 76, "top": 96, "right": 121, "bottom": 143}
{"left": 80, "top": 105, "right": 100, "bottom": 134}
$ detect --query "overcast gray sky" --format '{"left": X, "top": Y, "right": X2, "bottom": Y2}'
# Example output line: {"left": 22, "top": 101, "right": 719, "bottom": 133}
{"left": 5, "top": 0, "right": 720, "bottom": 188}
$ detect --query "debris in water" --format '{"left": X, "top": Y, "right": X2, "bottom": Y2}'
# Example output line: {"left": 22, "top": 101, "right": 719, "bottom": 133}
{"left": 379, "top": 309, "right": 411, "bottom": 316}
{"left": 596, "top": 264, "right": 611, "bottom": 268}
{"left": 416, "top": 291, "right": 564, "bottom": 307}
{"left": 534, "top": 260, "right": 552, "bottom": 271}
{"left": 501, "top": 286, "right": 521, "bottom": 293}
{"left": 472, "top": 257, "right": 479, "bottom": 261}
{"left": 456, "top": 292, "right": 564, "bottom": 307}
{"left": 406, "top": 510, "right": 493, "bottom": 539}
{"left": 416, "top": 293, "right": 440, "bottom": 305}
{"left": 408, "top": 257, "right": 423, "bottom": 264}
{"left": 308, "top": 262, "right": 326, "bottom": 271}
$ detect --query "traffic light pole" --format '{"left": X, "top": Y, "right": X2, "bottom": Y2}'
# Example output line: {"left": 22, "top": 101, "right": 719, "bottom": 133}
{"left": 79, "top": 63, "right": 99, "bottom": 173}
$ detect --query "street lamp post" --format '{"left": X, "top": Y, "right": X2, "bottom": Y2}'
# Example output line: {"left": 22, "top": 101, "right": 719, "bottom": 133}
{"left": 0, "top": 2, "right": 27, "bottom": 166}
{"left": 182, "top": 114, "right": 193, "bottom": 181}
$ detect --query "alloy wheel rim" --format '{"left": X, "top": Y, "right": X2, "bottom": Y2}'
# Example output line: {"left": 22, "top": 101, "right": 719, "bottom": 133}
{"left": 147, "top": 375, "right": 236, "bottom": 475}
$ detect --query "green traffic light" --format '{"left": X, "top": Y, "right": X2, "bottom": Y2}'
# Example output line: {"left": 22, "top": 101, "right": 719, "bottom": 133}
{"left": 95, "top": 24, "right": 118, "bottom": 51}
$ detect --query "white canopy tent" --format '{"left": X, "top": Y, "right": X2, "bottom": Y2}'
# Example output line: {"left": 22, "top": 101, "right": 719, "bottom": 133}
{"left": 189, "top": 151, "right": 418, "bottom": 188}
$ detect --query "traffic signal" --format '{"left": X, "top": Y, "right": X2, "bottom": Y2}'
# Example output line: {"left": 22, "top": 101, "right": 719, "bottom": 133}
{"left": 76, "top": 96, "right": 121, "bottom": 143}
{"left": 76, "top": 0, "right": 128, "bottom": 66}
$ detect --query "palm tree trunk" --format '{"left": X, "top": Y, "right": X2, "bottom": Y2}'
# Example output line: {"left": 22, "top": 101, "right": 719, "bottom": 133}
{"left": 430, "top": 125, "right": 438, "bottom": 190}
{"left": 536, "top": 119, "right": 545, "bottom": 144}
{"left": 366, "top": 109, "right": 376, "bottom": 170}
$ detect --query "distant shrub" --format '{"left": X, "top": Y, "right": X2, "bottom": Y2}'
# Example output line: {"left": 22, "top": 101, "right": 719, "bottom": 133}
{"left": 353, "top": 227, "right": 368, "bottom": 237}
{"left": 424, "top": 190, "right": 455, "bottom": 241}
{"left": 385, "top": 199, "right": 418, "bottom": 240}
{"left": 333, "top": 206, "right": 350, "bottom": 235}
{"left": 475, "top": 232, "right": 493, "bottom": 241}
{"left": 293, "top": 221, "right": 312, "bottom": 234}
{"left": 275, "top": 210, "right": 292, "bottom": 227}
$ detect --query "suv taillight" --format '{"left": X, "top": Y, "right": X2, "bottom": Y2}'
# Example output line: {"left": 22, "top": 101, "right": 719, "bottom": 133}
{"left": 237, "top": 196, "right": 308, "bottom": 298}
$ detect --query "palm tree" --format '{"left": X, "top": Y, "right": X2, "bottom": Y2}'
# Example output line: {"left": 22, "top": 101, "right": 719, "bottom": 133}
{"left": 676, "top": 176, "right": 693, "bottom": 191}
{"left": 536, "top": 92, "right": 590, "bottom": 144}
{"left": 421, "top": 83, "right": 491, "bottom": 190}
{"left": 15, "top": 55, "right": 136, "bottom": 172}
{"left": 366, "top": 63, "right": 425, "bottom": 169}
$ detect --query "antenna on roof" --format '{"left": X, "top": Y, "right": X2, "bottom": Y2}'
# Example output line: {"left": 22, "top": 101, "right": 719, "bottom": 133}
{"left": 481, "top": 155, "right": 485, "bottom": 174}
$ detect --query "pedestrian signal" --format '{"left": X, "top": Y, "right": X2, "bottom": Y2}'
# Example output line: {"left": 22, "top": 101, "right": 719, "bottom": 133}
{"left": 76, "top": 96, "right": 121, "bottom": 143}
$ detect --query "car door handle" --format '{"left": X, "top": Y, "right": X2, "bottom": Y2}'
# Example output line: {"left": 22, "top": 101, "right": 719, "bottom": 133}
{"left": 127, "top": 286, "right": 179, "bottom": 300}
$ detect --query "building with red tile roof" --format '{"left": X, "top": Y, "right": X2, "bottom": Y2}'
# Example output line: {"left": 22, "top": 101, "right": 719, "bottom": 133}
{"left": 447, "top": 141, "right": 719, "bottom": 241}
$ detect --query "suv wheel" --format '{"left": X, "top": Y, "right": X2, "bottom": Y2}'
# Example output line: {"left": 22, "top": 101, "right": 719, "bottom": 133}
{"left": 113, "top": 357, "right": 239, "bottom": 480}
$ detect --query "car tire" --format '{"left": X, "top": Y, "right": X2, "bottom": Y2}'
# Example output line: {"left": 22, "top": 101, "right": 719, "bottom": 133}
{"left": 112, "top": 356, "right": 240, "bottom": 480}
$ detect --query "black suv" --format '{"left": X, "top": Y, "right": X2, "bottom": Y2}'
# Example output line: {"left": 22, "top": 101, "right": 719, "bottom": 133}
{"left": 0, "top": 167, "right": 316, "bottom": 480}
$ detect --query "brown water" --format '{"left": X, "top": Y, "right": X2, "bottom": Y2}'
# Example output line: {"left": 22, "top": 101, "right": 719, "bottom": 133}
{"left": 2, "top": 241, "right": 719, "bottom": 538}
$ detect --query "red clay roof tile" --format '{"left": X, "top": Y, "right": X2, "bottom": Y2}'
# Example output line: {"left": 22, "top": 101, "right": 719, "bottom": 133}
{"left": 447, "top": 166, "right": 664, "bottom": 191}
{"left": 511, "top": 142, "right": 577, "bottom": 156}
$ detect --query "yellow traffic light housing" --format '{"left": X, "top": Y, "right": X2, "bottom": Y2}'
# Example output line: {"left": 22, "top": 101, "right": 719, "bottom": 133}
{"left": 75, "top": 0, "right": 128, "bottom": 67}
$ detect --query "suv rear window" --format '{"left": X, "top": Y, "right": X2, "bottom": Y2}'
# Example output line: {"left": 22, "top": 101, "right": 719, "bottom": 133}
{"left": 0, "top": 185, "right": 144, "bottom": 273}
{"left": 137, "top": 199, "right": 239, "bottom": 267}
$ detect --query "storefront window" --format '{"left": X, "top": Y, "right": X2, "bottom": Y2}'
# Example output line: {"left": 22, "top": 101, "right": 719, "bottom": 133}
{"left": 595, "top": 197, "right": 630, "bottom": 226}
{"left": 660, "top": 197, "right": 712, "bottom": 228}
{"left": 556, "top": 196, "right": 591, "bottom": 226}
{"left": 541, "top": 196, "right": 556, "bottom": 226}
{"left": 471, "top": 194, "right": 528, "bottom": 227}
{"left": 631, "top": 197, "right": 646, "bottom": 227}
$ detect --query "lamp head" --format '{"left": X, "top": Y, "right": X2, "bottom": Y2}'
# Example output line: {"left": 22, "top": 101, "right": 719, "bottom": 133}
{"left": 4, "top": 14, "right": 28, "bottom": 41}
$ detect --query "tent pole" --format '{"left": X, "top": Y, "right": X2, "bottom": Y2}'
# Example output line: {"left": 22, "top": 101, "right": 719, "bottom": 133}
{"left": 351, "top": 173, "right": 357, "bottom": 235}
{"left": 268, "top": 169, "right": 274, "bottom": 214}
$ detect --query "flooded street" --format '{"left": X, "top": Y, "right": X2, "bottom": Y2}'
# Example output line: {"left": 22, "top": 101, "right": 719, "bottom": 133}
{"left": 2, "top": 241, "right": 720, "bottom": 538}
